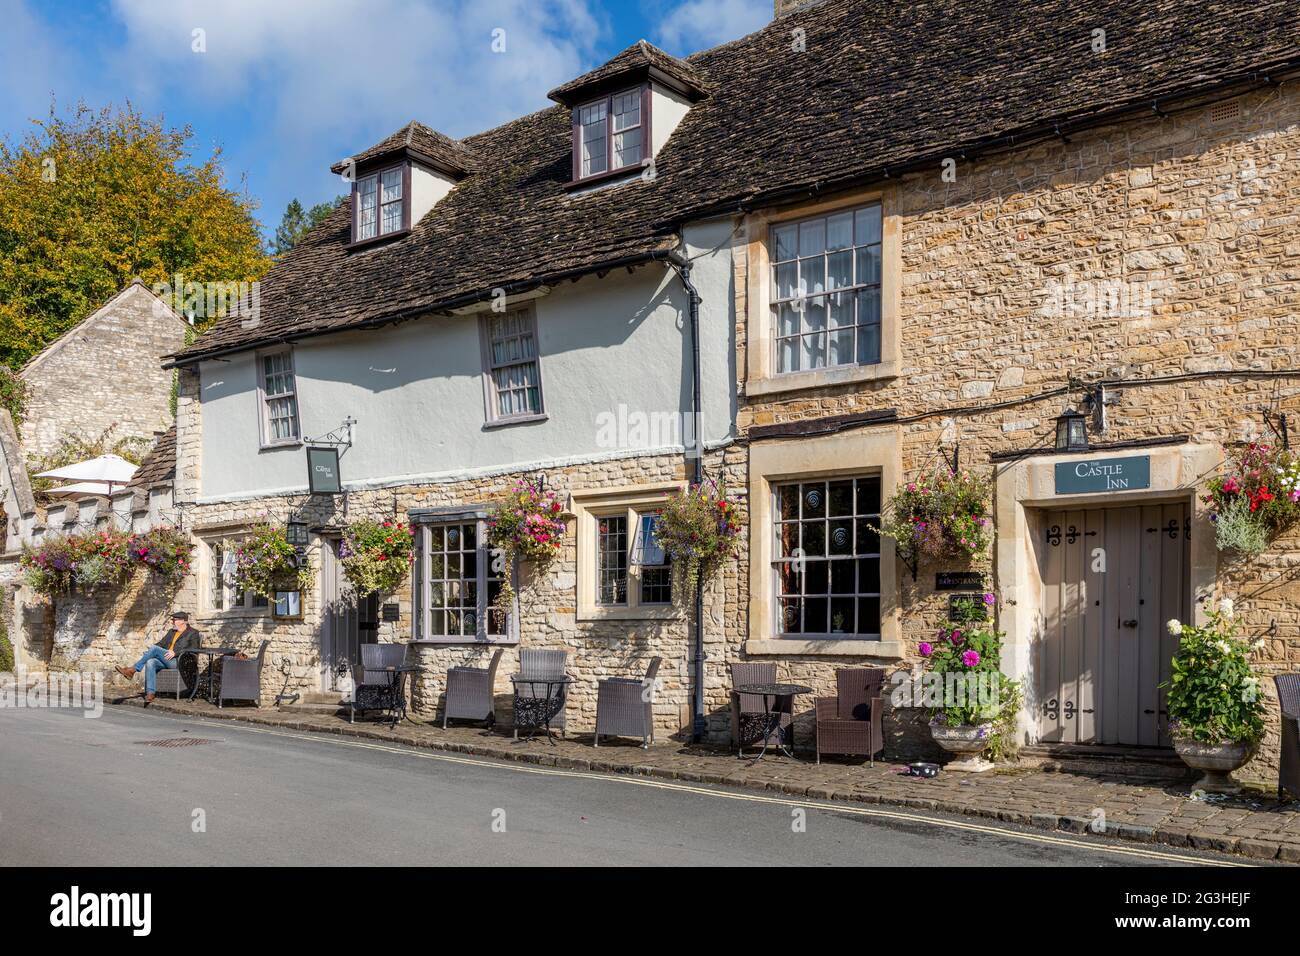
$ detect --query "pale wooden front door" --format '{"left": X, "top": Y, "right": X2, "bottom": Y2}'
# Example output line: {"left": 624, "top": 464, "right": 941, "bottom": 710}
{"left": 1038, "top": 503, "right": 1190, "bottom": 746}
{"left": 320, "top": 537, "right": 379, "bottom": 692}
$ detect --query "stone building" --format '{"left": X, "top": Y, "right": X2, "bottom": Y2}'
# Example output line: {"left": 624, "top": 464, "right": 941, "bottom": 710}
{"left": 16, "top": 279, "right": 189, "bottom": 461}
{"left": 10, "top": 0, "right": 1300, "bottom": 784}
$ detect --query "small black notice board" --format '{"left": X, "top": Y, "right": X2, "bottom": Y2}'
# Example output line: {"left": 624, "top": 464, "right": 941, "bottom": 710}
{"left": 306, "top": 446, "right": 342, "bottom": 494}
{"left": 935, "top": 571, "right": 985, "bottom": 591}
{"left": 382, "top": 603, "right": 400, "bottom": 622}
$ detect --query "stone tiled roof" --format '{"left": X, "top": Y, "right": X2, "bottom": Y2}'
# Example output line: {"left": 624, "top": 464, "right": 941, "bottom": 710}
{"left": 168, "top": 0, "right": 1300, "bottom": 366}
{"left": 328, "top": 121, "right": 479, "bottom": 177}
{"left": 546, "top": 39, "right": 709, "bottom": 104}
{"left": 127, "top": 425, "right": 176, "bottom": 490}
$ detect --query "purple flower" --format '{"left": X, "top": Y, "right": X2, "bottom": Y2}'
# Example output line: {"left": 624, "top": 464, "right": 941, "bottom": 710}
{"left": 961, "top": 650, "right": 980, "bottom": 667}
{"left": 919, "top": 642, "right": 933, "bottom": 658}
{"left": 950, "top": 628, "right": 962, "bottom": 643}
{"left": 983, "top": 592, "right": 996, "bottom": 606}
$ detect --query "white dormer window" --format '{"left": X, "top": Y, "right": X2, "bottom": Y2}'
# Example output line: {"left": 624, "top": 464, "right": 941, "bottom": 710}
{"left": 575, "top": 87, "right": 646, "bottom": 181}
{"left": 353, "top": 164, "right": 408, "bottom": 242}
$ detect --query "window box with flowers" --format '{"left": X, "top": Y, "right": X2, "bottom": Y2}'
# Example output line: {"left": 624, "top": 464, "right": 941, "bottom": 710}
{"left": 920, "top": 592, "right": 1021, "bottom": 771}
{"left": 21, "top": 527, "right": 192, "bottom": 596}
{"left": 339, "top": 518, "right": 415, "bottom": 597}
{"left": 1204, "top": 442, "right": 1300, "bottom": 558}
{"left": 486, "top": 479, "right": 566, "bottom": 616}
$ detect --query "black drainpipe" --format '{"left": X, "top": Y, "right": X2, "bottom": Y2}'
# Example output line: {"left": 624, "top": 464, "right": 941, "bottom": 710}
{"left": 663, "top": 250, "right": 707, "bottom": 743}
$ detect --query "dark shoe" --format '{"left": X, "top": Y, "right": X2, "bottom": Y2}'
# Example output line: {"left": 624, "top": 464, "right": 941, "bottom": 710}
{"left": 144, "top": 693, "right": 155, "bottom": 705}
{"left": 115, "top": 665, "right": 137, "bottom": 680}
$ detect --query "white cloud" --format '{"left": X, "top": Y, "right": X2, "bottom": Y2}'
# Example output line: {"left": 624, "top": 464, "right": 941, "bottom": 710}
{"left": 653, "top": 0, "right": 770, "bottom": 56}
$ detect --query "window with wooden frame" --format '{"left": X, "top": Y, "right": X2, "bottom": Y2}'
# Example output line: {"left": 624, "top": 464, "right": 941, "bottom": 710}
{"left": 258, "top": 349, "right": 300, "bottom": 446}
{"left": 204, "top": 535, "right": 270, "bottom": 615}
{"left": 412, "top": 518, "right": 512, "bottom": 643}
{"left": 573, "top": 86, "right": 648, "bottom": 181}
{"left": 770, "top": 203, "right": 882, "bottom": 374}
{"left": 480, "top": 309, "right": 544, "bottom": 423}
{"left": 772, "top": 476, "right": 882, "bottom": 639}
{"left": 352, "top": 163, "right": 409, "bottom": 243}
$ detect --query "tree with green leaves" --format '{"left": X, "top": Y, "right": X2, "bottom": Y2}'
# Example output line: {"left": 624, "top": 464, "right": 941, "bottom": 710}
{"left": 273, "top": 195, "right": 345, "bottom": 255}
{"left": 0, "top": 102, "right": 271, "bottom": 369}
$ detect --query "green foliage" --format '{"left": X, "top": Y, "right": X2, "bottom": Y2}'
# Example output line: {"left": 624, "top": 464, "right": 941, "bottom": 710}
{"left": 1163, "top": 602, "right": 1266, "bottom": 746}
{"left": 272, "top": 195, "right": 345, "bottom": 255}
{"left": 130, "top": 526, "right": 194, "bottom": 587}
{"left": 26, "top": 423, "right": 151, "bottom": 493}
{"left": 874, "top": 467, "right": 992, "bottom": 563}
{"left": 486, "top": 479, "right": 566, "bottom": 613}
{"left": 0, "top": 364, "right": 28, "bottom": 431}
{"left": 339, "top": 518, "right": 414, "bottom": 597}
{"left": 233, "top": 523, "right": 312, "bottom": 599}
{"left": 1204, "top": 442, "right": 1300, "bottom": 558}
{"left": 20, "top": 527, "right": 189, "bottom": 595}
{"left": 0, "top": 619, "right": 13, "bottom": 672}
{"left": 0, "top": 102, "right": 270, "bottom": 368}
{"left": 654, "top": 482, "right": 743, "bottom": 586}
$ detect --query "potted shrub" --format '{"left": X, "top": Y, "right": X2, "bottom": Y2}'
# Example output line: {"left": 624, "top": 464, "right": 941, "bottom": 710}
{"left": 339, "top": 519, "right": 414, "bottom": 597}
{"left": 234, "top": 523, "right": 312, "bottom": 600}
{"left": 653, "top": 482, "right": 744, "bottom": 586}
{"left": 875, "top": 467, "right": 992, "bottom": 568}
{"left": 1204, "top": 442, "right": 1300, "bottom": 558}
{"left": 921, "top": 593, "right": 1018, "bottom": 771}
{"left": 486, "top": 479, "right": 566, "bottom": 614}
{"left": 1163, "top": 599, "right": 1266, "bottom": 793}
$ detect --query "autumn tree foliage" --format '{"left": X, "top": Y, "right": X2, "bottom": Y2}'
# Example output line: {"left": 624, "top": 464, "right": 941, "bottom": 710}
{"left": 0, "top": 103, "right": 271, "bottom": 367}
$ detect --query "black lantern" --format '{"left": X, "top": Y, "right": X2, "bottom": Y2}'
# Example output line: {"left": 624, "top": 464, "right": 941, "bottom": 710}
{"left": 286, "top": 520, "right": 309, "bottom": 547}
{"left": 1055, "top": 407, "right": 1089, "bottom": 452}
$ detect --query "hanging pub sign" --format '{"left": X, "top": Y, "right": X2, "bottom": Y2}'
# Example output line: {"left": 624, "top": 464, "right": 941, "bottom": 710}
{"left": 306, "top": 446, "right": 342, "bottom": 494}
{"left": 1054, "top": 454, "right": 1150, "bottom": 495}
{"left": 936, "top": 571, "right": 985, "bottom": 591}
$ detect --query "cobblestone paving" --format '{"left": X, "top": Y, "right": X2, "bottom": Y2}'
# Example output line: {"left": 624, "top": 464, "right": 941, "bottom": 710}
{"left": 119, "top": 696, "right": 1300, "bottom": 863}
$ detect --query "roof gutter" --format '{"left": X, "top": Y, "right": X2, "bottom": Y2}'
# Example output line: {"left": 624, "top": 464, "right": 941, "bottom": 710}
{"left": 163, "top": 246, "right": 676, "bottom": 369}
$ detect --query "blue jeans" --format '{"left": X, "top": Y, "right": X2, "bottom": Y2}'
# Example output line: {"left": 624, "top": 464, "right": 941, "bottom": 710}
{"left": 133, "top": 646, "right": 178, "bottom": 694}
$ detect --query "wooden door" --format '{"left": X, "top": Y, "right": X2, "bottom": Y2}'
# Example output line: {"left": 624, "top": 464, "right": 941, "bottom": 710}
{"left": 320, "top": 537, "right": 379, "bottom": 691}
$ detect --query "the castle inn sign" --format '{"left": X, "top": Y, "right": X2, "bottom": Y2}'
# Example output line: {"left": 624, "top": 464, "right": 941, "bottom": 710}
{"left": 1054, "top": 455, "right": 1151, "bottom": 495}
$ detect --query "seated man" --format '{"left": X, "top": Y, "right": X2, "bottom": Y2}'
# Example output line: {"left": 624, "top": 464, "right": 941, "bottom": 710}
{"left": 116, "top": 611, "right": 202, "bottom": 703}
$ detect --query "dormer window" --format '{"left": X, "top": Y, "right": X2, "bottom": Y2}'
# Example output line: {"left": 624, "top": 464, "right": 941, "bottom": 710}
{"left": 577, "top": 87, "right": 645, "bottom": 179}
{"left": 353, "top": 164, "right": 408, "bottom": 243}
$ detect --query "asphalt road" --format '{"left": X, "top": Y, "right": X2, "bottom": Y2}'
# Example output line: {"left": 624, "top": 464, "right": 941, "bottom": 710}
{"left": 0, "top": 705, "right": 1249, "bottom": 867}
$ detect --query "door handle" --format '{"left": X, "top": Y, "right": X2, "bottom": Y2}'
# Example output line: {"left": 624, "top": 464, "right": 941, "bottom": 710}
{"left": 1122, "top": 619, "right": 1138, "bottom": 628}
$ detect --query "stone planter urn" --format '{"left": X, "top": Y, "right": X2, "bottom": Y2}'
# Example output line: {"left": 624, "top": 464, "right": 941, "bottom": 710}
{"left": 1172, "top": 736, "right": 1255, "bottom": 794}
{"left": 929, "top": 722, "right": 994, "bottom": 772}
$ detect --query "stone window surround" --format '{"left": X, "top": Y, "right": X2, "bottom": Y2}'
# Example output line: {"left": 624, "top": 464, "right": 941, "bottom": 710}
{"left": 743, "top": 185, "right": 901, "bottom": 399}
{"left": 196, "top": 526, "right": 272, "bottom": 622}
{"left": 572, "top": 481, "right": 685, "bottom": 622}
{"left": 746, "top": 426, "right": 905, "bottom": 658}
{"left": 993, "top": 442, "right": 1220, "bottom": 745}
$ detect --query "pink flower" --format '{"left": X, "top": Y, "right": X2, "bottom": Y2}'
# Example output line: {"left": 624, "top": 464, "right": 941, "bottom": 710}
{"left": 919, "top": 642, "right": 933, "bottom": 657}
{"left": 983, "top": 592, "right": 996, "bottom": 606}
{"left": 961, "top": 650, "right": 980, "bottom": 667}
{"left": 950, "top": 629, "right": 962, "bottom": 643}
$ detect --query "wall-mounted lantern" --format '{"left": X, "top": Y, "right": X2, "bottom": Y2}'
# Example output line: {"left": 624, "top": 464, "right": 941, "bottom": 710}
{"left": 1055, "top": 406, "right": 1089, "bottom": 452}
{"left": 286, "top": 520, "right": 309, "bottom": 547}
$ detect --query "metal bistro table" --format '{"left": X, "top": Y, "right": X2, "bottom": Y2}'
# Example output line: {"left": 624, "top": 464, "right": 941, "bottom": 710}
{"left": 379, "top": 664, "right": 419, "bottom": 728}
{"left": 511, "top": 674, "right": 572, "bottom": 745}
{"left": 185, "top": 647, "right": 238, "bottom": 703}
{"left": 735, "top": 682, "right": 812, "bottom": 760}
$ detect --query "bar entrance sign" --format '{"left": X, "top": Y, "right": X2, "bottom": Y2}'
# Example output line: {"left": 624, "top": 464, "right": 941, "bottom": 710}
{"left": 306, "top": 446, "right": 342, "bottom": 494}
{"left": 1054, "top": 455, "right": 1150, "bottom": 495}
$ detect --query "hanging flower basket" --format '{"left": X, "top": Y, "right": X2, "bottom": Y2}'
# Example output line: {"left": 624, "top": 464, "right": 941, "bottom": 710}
{"left": 21, "top": 527, "right": 191, "bottom": 596}
{"left": 339, "top": 518, "right": 414, "bottom": 597}
{"left": 234, "top": 523, "right": 312, "bottom": 600}
{"left": 130, "top": 526, "right": 193, "bottom": 588}
{"left": 1203, "top": 442, "right": 1300, "bottom": 558}
{"left": 486, "top": 479, "right": 566, "bottom": 614}
{"left": 874, "top": 467, "right": 992, "bottom": 565}
{"left": 654, "top": 482, "right": 744, "bottom": 585}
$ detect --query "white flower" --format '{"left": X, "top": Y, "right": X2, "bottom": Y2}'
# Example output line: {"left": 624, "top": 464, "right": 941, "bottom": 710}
{"left": 1215, "top": 639, "right": 1233, "bottom": 654}
{"left": 1243, "top": 675, "right": 1260, "bottom": 686}
{"left": 1253, "top": 638, "right": 1266, "bottom": 650}
{"left": 1166, "top": 618, "right": 1182, "bottom": 635}
{"left": 1219, "top": 597, "right": 1234, "bottom": 618}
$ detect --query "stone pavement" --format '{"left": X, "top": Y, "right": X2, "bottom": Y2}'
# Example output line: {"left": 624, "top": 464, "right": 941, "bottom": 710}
{"left": 117, "top": 695, "right": 1300, "bottom": 863}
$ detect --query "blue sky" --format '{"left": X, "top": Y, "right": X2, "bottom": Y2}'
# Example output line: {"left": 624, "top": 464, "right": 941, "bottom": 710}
{"left": 0, "top": 0, "right": 770, "bottom": 241}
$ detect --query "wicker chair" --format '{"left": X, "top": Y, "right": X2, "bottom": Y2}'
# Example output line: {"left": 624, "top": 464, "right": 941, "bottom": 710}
{"left": 730, "top": 661, "right": 792, "bottom": 756}
{"left": 443, "top": 648, "right": 504, "bottom": 729}
{"left": 218, "top": 641, "right": 270, "bottom": 708}
{"left": 153, "top": 652, "right": 198, "bottom": 701}
{"left": 815, "top": 667, "right": 886, "bottom": 765}
{"left": 1276, "top": 674, "right": 1300, "bottom": 802}
{"left": 349, "top": 643, "right": 408, "bottom": 723}
{"left": 594, "top": 657, "right": 662, "bottom": 749}
{"left": 512, "top": 648, "right": 569, "bottom": 739}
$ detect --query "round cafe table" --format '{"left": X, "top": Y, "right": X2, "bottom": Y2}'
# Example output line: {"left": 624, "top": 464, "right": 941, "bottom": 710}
{"left": 735, "top": 682, "right": 812, "bottom": 760}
